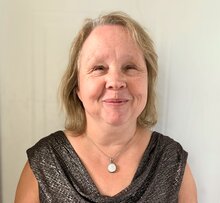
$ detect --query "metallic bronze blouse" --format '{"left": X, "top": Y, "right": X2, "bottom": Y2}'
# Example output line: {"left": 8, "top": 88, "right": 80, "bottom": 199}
{"left": 27, "top": 131, "right": 187, "bottom": 203}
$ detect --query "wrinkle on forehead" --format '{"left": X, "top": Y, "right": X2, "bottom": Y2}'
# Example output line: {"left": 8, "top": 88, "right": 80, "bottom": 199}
{"left": 78, "top": 25, "right": 145, "bottom": 68}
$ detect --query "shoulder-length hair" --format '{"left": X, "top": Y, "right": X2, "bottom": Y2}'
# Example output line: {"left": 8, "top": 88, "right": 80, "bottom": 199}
{"left": 59, "top": 11, "right": 158, "bottom": 134}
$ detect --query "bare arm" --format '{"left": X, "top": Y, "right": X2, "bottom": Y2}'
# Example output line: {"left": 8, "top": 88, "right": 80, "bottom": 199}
{"left": 178, "top": 163, "right": 197, "bottom": 203}
{"left": 14, "top": 161, "right": 40, "bottom": 203}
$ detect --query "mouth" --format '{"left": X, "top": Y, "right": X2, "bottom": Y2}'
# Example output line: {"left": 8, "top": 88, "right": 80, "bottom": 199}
{"left": 102, "top": 99, "right": 129, "bottom": 105}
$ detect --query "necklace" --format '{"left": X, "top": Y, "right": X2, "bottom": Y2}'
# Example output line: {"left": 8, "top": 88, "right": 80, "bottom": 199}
{"left": 86, "top": 130, "right": 137, "bottom": 173}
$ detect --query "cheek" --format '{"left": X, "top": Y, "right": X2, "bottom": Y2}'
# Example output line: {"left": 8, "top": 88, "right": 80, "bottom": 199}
{"left": 137, "top": 79, "right": 148, "bottom": 107}
{"left": 135, "top": 81, "right": 148, "bottom": 111}
{"left": 143, "top": 81, "right": 148, "bottom": 103}
{"left": 77, "top": 77, "right": 104, "bottom": 101}
{"left": 138, "top": 87, "right": 148, "bottom": 105}
{"left": 76, "top": 88, "right": 82, "bottom": 102}
{"left": 76, "top": 76, "right": 87, "bottom": 102}
{"left": 133, "top": 77, "right": 148, "bottom": 97}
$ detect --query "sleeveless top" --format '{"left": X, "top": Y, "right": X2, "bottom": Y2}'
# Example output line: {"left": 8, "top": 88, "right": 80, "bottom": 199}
{"left": 27, "top": 131, "right": 188, "bottom": 203}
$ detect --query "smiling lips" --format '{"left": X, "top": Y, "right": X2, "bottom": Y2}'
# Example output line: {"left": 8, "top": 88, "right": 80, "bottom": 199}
{"left": 102, "top": 98, "right": 129, "bottom": 105}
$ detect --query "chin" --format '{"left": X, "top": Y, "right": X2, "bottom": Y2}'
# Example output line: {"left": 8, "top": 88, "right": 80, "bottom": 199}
{"left": 104, "top": 116, "right": 130, "bottom": 126}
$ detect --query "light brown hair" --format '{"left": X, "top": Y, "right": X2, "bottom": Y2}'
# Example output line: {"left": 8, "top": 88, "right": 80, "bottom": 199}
{"left": 59, "top": 11, "right": 158, "bottom": 134}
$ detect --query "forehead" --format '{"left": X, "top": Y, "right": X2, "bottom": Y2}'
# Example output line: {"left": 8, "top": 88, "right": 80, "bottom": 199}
{"left": 79, "top": 25, "right": 143, "bottom": 62}
{"left": 86, "top": 25, "right": 133, "bottom": 43}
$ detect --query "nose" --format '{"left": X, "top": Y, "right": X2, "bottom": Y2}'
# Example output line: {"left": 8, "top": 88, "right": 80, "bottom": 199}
{"left": 105, "top": 69, "right": 127, "bottom": 89}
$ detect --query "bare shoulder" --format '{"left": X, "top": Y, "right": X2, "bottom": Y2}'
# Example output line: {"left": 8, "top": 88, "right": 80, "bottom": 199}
{"left": 178, "top": 163, "right": 198, "bottom": 203}
{"left": 14, "top": 161, "right": 40, "bottom": 203}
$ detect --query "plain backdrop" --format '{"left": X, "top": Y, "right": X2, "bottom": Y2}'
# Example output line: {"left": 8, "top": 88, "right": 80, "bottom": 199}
{"left": 0, "top": 0, "right": 220, "bottom": 202}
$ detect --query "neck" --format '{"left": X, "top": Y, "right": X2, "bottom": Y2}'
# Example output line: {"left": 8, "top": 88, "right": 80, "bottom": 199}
{"left": 85, "top": 121, "right": 138, "bottom": 147}
{"left": 84, "top": 122, "right": 138, "bottom": 173}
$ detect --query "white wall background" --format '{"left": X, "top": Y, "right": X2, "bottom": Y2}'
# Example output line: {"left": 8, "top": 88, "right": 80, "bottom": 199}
{"left": 1, "top": 0, "right": 220, "bottom": 202}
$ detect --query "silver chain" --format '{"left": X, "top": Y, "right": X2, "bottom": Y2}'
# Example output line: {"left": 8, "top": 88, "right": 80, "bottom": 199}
{"left": 86, "top": 130, "right": 137, "bottom": 162}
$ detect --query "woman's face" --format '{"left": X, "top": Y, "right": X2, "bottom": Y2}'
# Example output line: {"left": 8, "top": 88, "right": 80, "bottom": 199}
{"left": 77, "top": 25, "right": 148, "bottom": 127}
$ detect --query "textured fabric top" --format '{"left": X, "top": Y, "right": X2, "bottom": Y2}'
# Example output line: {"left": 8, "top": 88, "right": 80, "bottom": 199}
{"left": 27, "top": 131, "right": 188, "bottom": 203}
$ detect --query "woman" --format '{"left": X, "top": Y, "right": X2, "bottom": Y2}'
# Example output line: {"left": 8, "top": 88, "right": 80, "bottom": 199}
{"left": 15, "top": 11, "right": 197, "bottom": 202}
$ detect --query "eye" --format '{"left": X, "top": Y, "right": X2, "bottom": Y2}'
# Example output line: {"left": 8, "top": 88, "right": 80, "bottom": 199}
{"left": 126, "top": 65, "right": 136, "bottom": 69}
{"left": 122, "top": 64, "right": 146, "bottom": 76}
{"left": 123, "top": 64, "right": 137, "bottom": 72}
{"left": 93, "top": 65, "right": 105, "bottom": 71}
{"left": 89, "top": 65, "right": 107, "bottom": 76}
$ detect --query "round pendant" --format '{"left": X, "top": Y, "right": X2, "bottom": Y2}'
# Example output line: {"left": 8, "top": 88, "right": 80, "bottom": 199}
{"left": 108, "top": 162, "right": 117, "bottom": 173}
